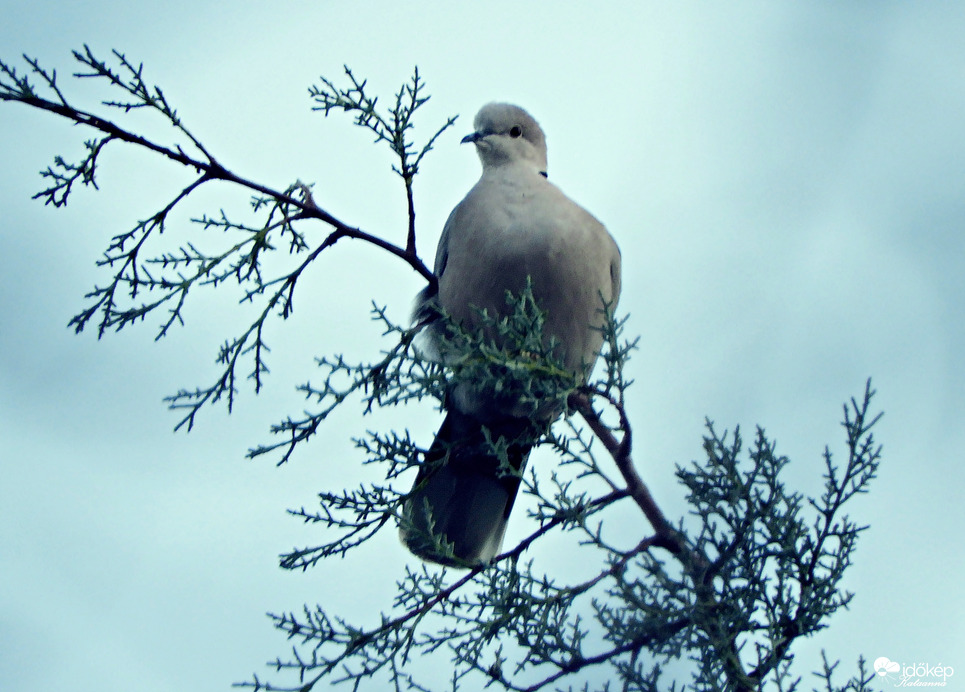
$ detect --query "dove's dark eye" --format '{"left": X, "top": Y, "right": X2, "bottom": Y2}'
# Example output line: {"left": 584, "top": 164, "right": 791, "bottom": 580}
{"left": 509, "top": 125, "right": 523, "bottom": 138}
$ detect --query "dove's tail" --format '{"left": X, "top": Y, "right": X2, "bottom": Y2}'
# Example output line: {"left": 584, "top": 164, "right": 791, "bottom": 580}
{"left": 400, "top": 410, "right": 534, "bottom": 567}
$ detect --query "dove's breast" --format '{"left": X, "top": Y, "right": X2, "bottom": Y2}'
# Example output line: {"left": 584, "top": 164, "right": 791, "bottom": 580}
{"left": 438, "top": 172, "right": 620, "bottom": 377}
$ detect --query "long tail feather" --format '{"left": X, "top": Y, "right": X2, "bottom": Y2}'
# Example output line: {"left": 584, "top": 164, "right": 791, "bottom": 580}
{"left": 401, "top": 411, "right": 534, "bottom": 566}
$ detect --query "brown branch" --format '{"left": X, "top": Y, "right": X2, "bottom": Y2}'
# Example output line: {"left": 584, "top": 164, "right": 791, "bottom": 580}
{"left": 403, "top": 174, "right": 418, "bottom": 256}
{"left": 568, "top": 393, "right": 671, "bottom": 535}
{"left": 567, "top": 390, "right": 694, "bottom": 561}
{"left": 511, "top": 622, "right": 691, "bottom": 692}
{"left": 287, "top": 488, "right": 634, "bottom": 691}
{"left": 9, "top": 92, "right": 436, "bottom": 285}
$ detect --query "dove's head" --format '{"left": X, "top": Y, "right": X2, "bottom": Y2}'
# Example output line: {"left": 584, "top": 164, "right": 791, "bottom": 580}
{"left": 462, "top": 103, "right": 548, "bottom": 175}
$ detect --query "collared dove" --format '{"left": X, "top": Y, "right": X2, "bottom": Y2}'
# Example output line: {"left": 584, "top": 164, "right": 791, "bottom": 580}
{"left": 400, "top": 103, "right": 621, "bottom": 567}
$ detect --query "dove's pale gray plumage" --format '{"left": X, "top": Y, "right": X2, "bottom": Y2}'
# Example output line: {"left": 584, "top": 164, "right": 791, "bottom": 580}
{"left": 401, "top": 103, "right": 621, "bottom": 567}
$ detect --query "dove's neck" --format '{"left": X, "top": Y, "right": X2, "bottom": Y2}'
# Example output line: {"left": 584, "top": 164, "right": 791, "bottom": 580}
{"left": 480, "top": 160, "right": 547, "bottom": 185}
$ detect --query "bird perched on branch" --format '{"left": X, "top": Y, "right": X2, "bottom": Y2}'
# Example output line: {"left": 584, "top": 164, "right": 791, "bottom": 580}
{"left": 401, "top": 103, "right": 621, "bottom": 567}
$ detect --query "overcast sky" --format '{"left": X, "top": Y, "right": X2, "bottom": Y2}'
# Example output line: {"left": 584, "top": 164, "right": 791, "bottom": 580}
{"left": 1, "top": 2, "right": 963, "bottom": 691}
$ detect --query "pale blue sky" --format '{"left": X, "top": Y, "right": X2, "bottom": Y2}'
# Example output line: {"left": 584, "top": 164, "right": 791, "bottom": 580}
{"left": 1, "top": 2, "right": 963, "bottom": 690}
